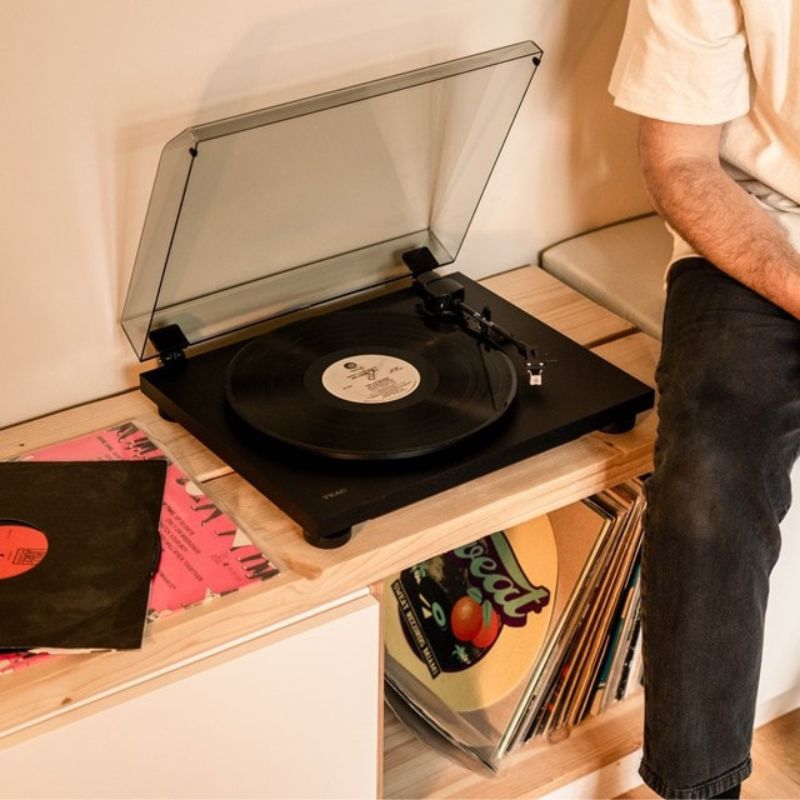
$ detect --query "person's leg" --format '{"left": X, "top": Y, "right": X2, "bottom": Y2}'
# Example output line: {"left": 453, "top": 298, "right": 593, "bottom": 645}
{"left": 639, "top": 258, "right": 800, "bottom": 799}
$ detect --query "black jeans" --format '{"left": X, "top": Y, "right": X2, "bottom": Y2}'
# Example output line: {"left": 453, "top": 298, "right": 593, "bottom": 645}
{"left": 640, "top": 258, "right": 800, "bottom": 798}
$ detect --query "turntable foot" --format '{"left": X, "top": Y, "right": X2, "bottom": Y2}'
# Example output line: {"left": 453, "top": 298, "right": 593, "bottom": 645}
{"left": 157, "top": 408, "right": 176, "bottom": 423}
{"left": 601, "top": 413, "right": 636, "bottom": 434}
{"left": 304, "top": 527, "right": 352, "bottom": 549}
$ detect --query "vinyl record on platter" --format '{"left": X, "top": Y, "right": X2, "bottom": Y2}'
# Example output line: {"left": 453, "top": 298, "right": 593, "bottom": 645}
{"left": 224, "top": 311, "right": 518, "bottom": 460}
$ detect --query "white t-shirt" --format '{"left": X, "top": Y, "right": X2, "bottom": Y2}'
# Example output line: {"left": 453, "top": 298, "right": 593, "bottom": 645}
{"left": 609, "top": 0, "right": 800, "bottom": 263}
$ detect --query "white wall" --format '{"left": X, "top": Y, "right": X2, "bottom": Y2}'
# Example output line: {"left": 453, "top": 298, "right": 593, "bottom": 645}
{"left": 759, "top": 490, "right": 800, "bottom": 717}
{"left": 0, "top": 0, "right": 648, "bottom": 429}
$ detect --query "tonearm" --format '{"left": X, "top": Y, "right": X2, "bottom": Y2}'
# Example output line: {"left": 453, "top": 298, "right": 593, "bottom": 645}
{"left": 402, "top": 247, "right": 546, "bottom": 386}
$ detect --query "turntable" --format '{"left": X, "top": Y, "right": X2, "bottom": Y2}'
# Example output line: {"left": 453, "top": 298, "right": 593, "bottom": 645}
{"left": 122, "top": 42, "right": 654, "bottom": 548}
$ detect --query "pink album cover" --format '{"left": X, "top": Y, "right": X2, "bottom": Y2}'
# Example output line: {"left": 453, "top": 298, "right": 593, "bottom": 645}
{"left": 0, "top": 651, "right": 50, "bottom": 674}
{"left": 1, "top": 421, "right": 279, "bottom": 675}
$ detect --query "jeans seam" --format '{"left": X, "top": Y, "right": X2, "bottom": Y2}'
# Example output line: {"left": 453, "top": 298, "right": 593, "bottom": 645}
{"left": 639, "top": 754, "right": 752, "bottom": 798}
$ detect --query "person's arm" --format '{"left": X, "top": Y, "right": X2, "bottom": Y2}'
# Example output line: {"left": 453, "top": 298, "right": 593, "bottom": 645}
{"left": 638, "top": 116, "right": 800, "bottom": 318}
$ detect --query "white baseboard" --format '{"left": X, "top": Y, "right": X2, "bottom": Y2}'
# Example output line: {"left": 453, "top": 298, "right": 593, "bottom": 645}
{"left": 754, "top": 683, "right": 800, "bottom": 728}
{"left": 537, "top": 748, "right": 643, "bottom": 800}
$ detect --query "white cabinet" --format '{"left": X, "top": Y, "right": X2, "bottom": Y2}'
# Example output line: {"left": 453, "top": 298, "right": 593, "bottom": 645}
{"left": 0, "top": 593, "right": 380, "bottom": 800}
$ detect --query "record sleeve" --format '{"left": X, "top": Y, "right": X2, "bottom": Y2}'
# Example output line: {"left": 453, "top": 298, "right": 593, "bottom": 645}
{"left": 384, "top": 498, "right": 612, "bottom": 769}
{"left": 522, "top": 484, "right": 645, "bottom": 740}
{"left": 0, "top": 422, "right": 281, "bottom": 675}
{"left": 502, "top": 496, "right": 619, "bottom": 754}
{"left": 19, "top": 421, "right": 280, "bottom": 618}
{"left": 0, "top": 460, "right": 166, "bottom": 652}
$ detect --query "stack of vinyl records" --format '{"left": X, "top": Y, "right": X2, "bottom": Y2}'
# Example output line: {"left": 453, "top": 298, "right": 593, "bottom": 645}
{"left": 383, "top": 479, "right": 646, "bottom": 772}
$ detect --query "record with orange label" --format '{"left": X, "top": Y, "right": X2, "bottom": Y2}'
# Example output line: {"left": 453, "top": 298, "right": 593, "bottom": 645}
{"left": 0, "top": 460, "right": 166, "bottom": 652}
{"left": 385, "top": 516, "right": 558, "bottom": 712}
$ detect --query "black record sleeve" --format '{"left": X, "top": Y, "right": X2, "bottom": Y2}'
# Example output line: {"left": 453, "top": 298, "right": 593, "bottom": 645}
{"left": 0, "top": 460, "right": 167, "bottom": 652}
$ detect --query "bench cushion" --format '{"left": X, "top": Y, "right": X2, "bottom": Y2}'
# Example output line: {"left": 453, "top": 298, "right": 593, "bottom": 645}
{"left": 540, "top": 214, "right": 672, "bottom": 339}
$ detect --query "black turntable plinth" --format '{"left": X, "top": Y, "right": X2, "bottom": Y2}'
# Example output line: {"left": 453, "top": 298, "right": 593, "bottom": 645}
{"left": 141, "top": 274, "right": 653, "bottom": 548}
{"left": 124, "top": 41, "right": 652, "bottom": 547}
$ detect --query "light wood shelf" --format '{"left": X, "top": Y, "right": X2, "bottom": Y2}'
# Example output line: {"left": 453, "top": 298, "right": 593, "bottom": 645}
{"left": 0, "top": 266, "right": 659, "bottom": 798}
{"left": 384, "top": 694, "right": 644, "bottom": 799}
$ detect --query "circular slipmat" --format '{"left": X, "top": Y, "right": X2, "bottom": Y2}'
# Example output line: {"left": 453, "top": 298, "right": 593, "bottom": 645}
{"left": 224, "top": 310, "right": 517, "bottom": 460}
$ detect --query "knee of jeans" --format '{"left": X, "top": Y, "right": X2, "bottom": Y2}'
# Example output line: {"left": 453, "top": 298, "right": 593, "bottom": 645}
{"left": 646, "top": 438, "right": 783, "bottom": 566}
{"left": 648, "top": 444, "right": 724, "bottom": 523}
{"left": 656, "top": 356, "right": 791, "bottom": 493}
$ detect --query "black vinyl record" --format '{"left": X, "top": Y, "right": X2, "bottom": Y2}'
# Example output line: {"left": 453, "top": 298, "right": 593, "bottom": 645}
{"left": 0, "top": 460, "right": 166, "bottom": 651}
{"left": 225, "top": 311, "right": 517, "bottom": 460}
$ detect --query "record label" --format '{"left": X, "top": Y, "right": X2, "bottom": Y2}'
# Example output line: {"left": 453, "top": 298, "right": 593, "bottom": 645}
{"left": 0, "top": 523, "right": 48, "bottom": 580}
{"left": 320, "top": 354, "right": 421, "bottom": 404}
